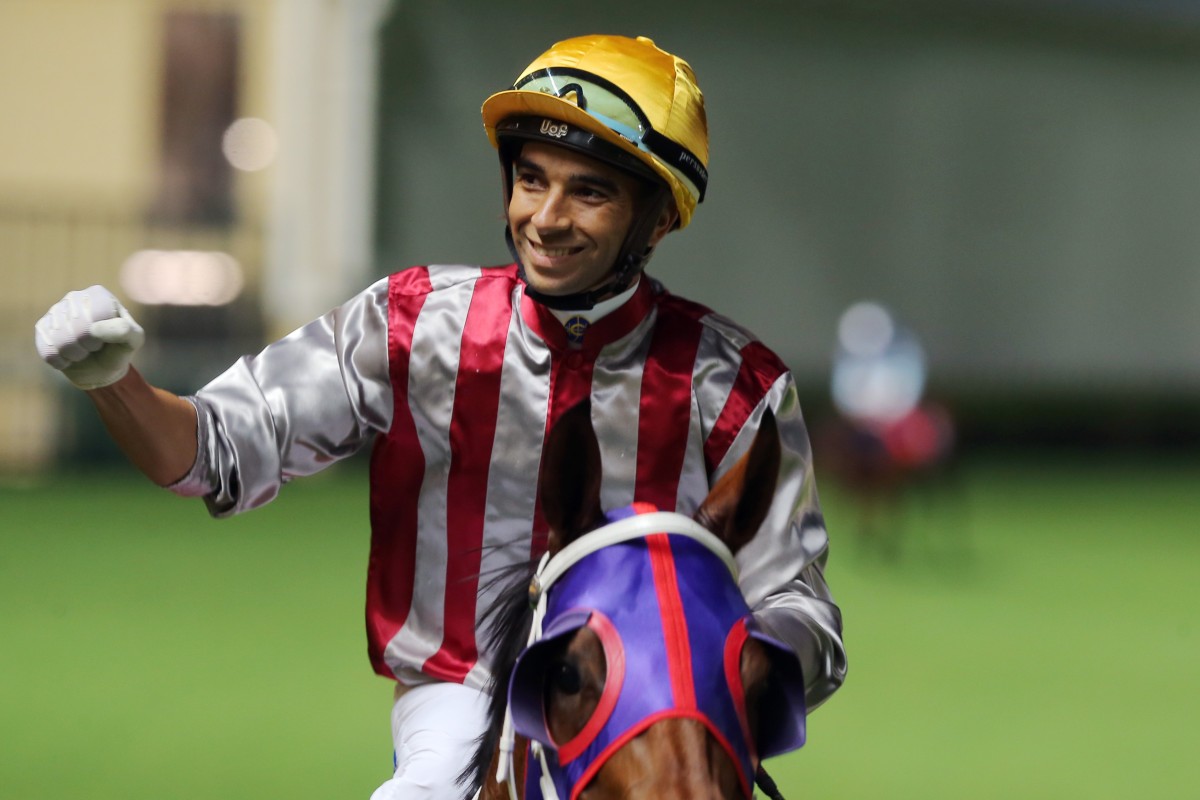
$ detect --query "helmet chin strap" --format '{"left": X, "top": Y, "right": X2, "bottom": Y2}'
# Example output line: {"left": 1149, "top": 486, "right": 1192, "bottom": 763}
{"left": 506, "top": 186, "right": 670, "bottom": 312}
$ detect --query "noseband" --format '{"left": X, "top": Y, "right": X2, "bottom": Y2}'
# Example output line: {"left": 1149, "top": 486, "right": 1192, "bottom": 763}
{"left": 489, "top": 504, "right": 805, "bottom": 799}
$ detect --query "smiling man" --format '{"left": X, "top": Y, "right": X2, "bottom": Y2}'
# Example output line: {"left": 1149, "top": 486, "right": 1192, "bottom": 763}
{"left": 35, "top": 34, "right": 846, "bottom": 799}
{"left": 506, "top": 141, "right": 673, "bottom": 299}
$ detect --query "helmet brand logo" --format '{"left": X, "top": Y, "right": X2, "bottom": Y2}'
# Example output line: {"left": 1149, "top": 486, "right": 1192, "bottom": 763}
{"left": 677, "top": 150, "right": 708, "bottom": 183}
{"left": 540, "top": 119, "right": 570, "bottom": 139}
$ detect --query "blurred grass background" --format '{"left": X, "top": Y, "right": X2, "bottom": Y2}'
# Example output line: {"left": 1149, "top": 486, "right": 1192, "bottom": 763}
{"left": 3, "top": 452, "right": 1197, "bottom": 798}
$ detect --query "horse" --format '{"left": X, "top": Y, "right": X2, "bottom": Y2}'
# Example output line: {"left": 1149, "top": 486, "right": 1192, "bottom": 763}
{"left": 813, "top": 402, "right": 963, "bottom": 561}
{"left": 462, "top": 400, "right": 809, "bottom": 799}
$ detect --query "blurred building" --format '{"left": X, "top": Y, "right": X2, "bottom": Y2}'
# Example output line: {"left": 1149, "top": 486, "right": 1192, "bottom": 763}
{"left": 0, "top": 0, "right": 388, "bottom": 471}
{"left": 4, "top": 0, "right": 1200, "bottom": 474}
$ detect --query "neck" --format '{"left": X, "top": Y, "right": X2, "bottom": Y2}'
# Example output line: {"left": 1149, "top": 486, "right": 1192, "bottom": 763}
{"left": 547, "top": 280, "right": 639, "bottom": 326}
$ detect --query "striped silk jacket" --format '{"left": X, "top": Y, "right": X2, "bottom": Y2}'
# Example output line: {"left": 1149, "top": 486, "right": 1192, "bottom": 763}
{"left": 173, "top": 264, "right": 846, "bottom": 709}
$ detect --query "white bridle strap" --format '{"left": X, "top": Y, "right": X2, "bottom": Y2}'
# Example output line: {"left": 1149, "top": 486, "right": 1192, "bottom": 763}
{"left": 536, "top": 512, "right": 738, "bottom": 595}
{"left": 494, "top": 512, "right": 737, "bottom": 798}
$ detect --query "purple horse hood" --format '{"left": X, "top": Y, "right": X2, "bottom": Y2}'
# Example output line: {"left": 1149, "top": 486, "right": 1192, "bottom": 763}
{"left": 507, "top": 504, "right": 807, "bottom": 799}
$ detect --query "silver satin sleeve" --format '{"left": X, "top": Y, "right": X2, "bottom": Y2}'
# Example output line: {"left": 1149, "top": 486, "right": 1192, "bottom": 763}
{"left": 735, "top": 373, "right": 847, "bottom": 711}
{"left": 167, "top": 278, "right": 394, "bottom": 516}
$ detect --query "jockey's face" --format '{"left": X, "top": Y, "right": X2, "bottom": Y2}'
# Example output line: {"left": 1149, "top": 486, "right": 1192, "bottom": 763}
{"left": 508, "top": 141, "right": 671, "bottom": 298}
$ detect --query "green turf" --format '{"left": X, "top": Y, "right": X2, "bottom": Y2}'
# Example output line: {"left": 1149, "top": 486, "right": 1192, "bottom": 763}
{"left": 1, "top": 454, "right": 1197, "bottom": 798}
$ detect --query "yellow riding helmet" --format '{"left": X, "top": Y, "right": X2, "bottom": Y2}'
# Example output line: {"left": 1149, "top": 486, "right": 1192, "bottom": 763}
{"left": 481, "top": 34, "right": 709, "bottom": 229}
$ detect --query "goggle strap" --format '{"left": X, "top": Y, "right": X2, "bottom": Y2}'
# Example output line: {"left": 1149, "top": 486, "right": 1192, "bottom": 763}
{"left": 642, "top": 128, "right": 708, "bottom": 202}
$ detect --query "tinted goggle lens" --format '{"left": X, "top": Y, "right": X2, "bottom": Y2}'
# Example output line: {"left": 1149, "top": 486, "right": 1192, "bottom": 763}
{"left": 514, "top": 71, "right": 652, "bottom": 153}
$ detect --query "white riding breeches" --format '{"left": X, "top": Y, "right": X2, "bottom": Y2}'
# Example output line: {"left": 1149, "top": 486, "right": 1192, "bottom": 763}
{"left": 368, "top": 681, "right": 491, "bottom": 800}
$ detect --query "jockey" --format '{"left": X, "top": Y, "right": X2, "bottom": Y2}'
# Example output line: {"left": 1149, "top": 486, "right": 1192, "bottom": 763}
{"left": 35, "top": 34, "right": 846, "bottom": 799}
{"left": 481, "top": 34, "right": 708, "bottom": 312}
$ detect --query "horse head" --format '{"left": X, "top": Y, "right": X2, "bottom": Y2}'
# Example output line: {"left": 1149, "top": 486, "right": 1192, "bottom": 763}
{"left": 473, "top": 400, "right": 807, "bottom": 799}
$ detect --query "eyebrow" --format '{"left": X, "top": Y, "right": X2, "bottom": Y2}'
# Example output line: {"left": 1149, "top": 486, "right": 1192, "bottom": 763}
{"left": 514, "top": 156, "right": 622, "bottom": 195}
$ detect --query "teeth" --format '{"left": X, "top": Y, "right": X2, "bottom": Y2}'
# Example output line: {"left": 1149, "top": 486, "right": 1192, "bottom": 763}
{"left": 533, "top": 244, "right": 575, "bottom": 257}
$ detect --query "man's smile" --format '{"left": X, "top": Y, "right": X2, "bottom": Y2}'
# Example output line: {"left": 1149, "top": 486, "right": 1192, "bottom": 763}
{"left": 528, "top": 241, "right": 584, "bottom": 259}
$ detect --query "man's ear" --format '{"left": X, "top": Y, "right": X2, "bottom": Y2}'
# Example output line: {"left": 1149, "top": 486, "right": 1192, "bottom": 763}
{"left": 647, "top": 202, "right": 680, "bottom": 247}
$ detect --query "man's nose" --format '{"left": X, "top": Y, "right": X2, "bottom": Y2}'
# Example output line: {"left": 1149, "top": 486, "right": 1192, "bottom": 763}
{"left": 532, "top": 189, "right": 570, "bottom": 231}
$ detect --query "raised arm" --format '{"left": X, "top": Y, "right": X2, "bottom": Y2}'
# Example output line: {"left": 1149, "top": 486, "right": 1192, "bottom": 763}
{"left": 86, "top": 369, "right": 198, "bottom": 485}
{"left": 35, "top": 285, "right": 197, "bottom": 485}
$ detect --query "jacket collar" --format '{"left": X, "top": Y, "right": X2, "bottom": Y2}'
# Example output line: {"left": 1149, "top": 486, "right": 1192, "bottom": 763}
{"left": 520, "top": 272, "right": 655, "bottom": 356}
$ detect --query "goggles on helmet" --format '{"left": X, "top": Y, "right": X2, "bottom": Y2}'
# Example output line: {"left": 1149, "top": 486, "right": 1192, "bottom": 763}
{"left": 509, "top": 67, "right": 708, "bottom": 203}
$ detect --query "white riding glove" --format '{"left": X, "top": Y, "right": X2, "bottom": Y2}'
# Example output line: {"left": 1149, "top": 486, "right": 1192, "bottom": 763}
{"left": 35, "top": 285, "right": 146, "bottom": 390}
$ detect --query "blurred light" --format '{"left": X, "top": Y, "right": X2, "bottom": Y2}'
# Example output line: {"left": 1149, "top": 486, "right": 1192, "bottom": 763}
{"left": 832, "top": 301, "right": 927, "bottom": 423}
{"left": 221, "top": 117, "right": 278, "bottom": 172}
{"left": 119, "top": 250, "right": 244, "bottom": 306}
{"left": 838, "top": 301, "right": 895, "bottom": 358}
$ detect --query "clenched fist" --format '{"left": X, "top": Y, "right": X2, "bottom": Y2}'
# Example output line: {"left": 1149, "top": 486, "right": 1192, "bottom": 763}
{"left": 35, "top": 285, "right": 145, "bottom": 390}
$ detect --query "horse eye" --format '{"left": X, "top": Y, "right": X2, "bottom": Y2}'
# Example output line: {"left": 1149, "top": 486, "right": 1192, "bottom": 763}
{"left": 549, "top": 660, "right": 582, "bottom": 695}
